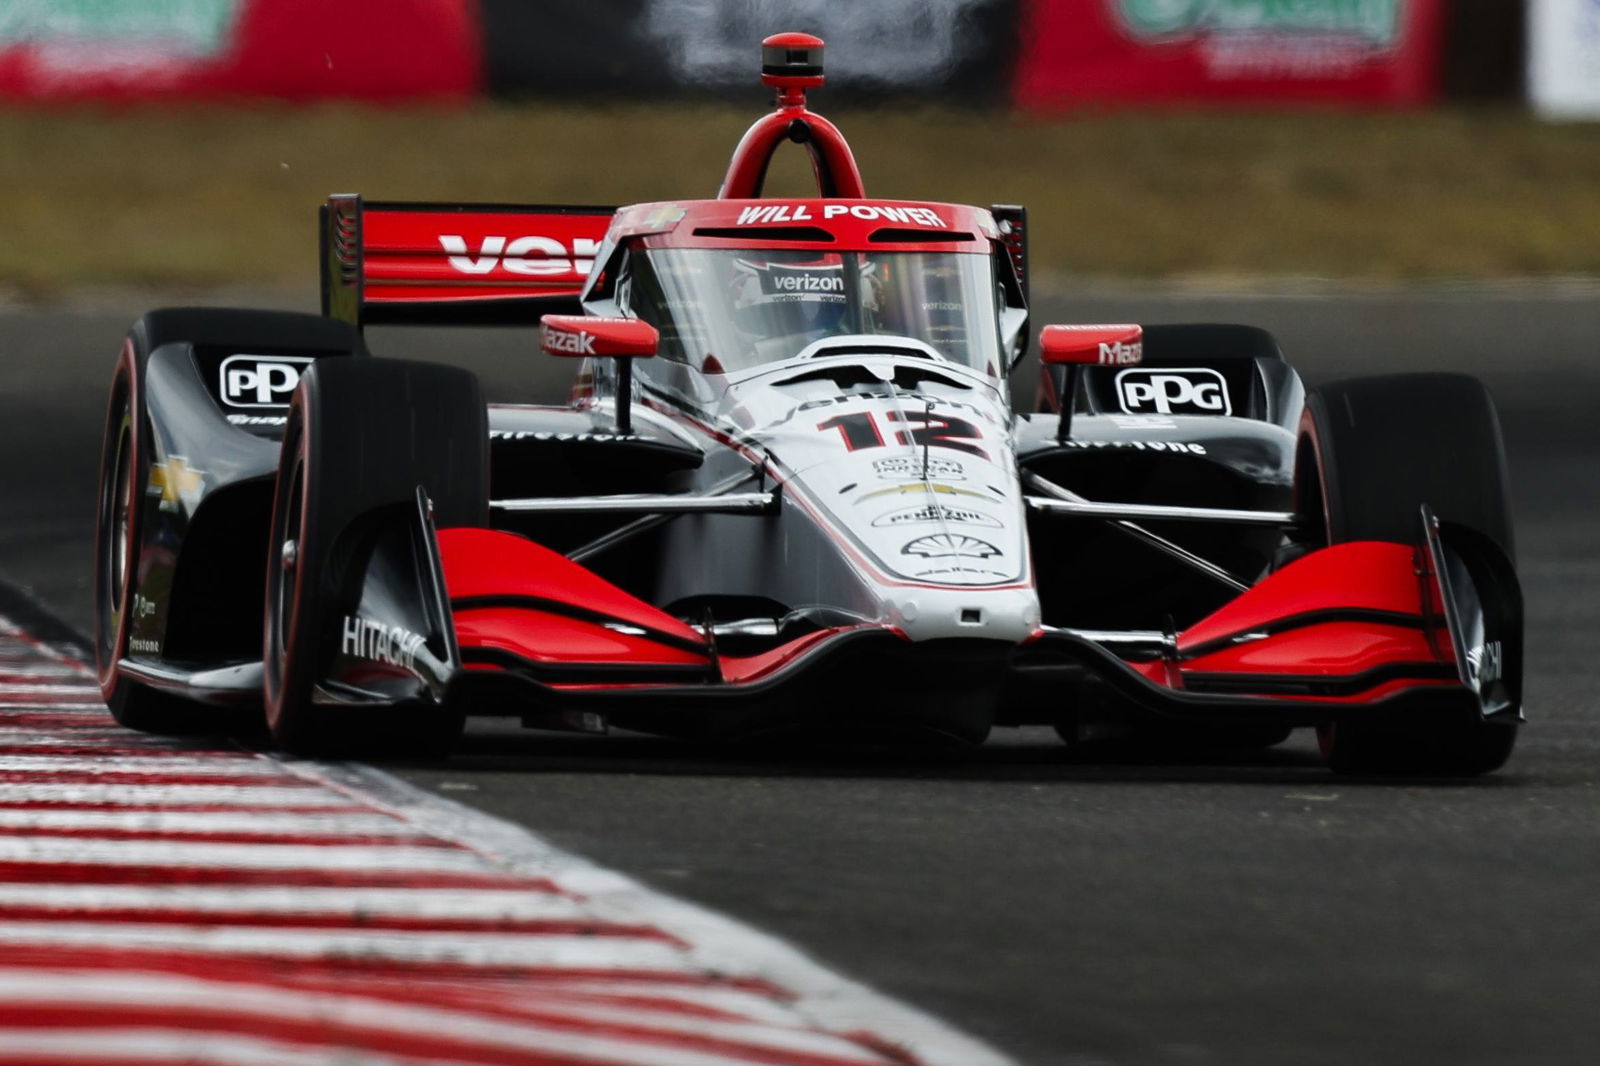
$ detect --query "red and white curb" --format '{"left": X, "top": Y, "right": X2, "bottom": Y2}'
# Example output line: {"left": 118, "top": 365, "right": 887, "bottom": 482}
{"left": 0, "top": 615, "right": 1016, "bottom": 1066}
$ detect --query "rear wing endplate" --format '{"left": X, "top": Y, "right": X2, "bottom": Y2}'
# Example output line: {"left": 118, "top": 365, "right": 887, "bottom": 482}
{"left": 320, "top": 195, "right": 615, "bottom": 329}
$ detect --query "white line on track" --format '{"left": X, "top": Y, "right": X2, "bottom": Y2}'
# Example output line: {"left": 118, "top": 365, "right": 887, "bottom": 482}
{"left": 0, "top": 683, "right": 101, "bottom": 695}
{"left": 0, "top": 809, "right": 421, "bottom": 835}
{"left": 0, "top": 782, "right": 362, "bottom": 805}
{"left": 0, "top": 838, "right": 488, "bottom": 871}
{"left": 0, "top": 755, "right": 290, "bottom": 774}
{"left": 0, "top": 883, "right": 592, "bottom": 920}
{"left": 0, "top": 922, "right": 694, "bottom": 969}
{"left": 295, "top": 761, "right": 1020, "bottom": 1066}
{"left": 0, "top": 733, "right": 227, "bottom": 747}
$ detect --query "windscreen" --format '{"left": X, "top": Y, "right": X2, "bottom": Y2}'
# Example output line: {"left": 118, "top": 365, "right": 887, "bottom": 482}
{"left": 621, "top": 248, "right": 1004, "bottom": 376}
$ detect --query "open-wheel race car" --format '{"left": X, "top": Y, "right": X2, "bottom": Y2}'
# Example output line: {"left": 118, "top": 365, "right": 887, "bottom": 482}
{"left": 95, "top": 33, "right": 1523, "bottom": 774}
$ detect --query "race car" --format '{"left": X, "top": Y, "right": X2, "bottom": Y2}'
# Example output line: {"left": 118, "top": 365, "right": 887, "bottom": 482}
{"left": 94, "top": 32, "right": 1523, "bottom": 774}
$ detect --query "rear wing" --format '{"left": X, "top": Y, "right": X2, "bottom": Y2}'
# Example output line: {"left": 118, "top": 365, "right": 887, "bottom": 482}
{"left": 320, "top": 195, "right": 615, "bottom": 329}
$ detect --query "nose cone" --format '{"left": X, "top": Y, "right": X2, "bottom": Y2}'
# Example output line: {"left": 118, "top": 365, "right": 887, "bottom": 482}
{"left": 742, "top": 366, "right": 1041, "bottom": 643}
{"left": 882, "top": 584, "right": 1042, "bottom": 643}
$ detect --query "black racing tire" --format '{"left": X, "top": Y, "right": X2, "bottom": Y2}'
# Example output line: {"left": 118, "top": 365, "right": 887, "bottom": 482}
{"left": 1297, "top": 372, "right": 1513, "bottom": 558}
{"left": 94, "top": 358, "right": 201, "bottom": 733}
{"left": 95, "top": 309, "right": 362, "bottom": 735}
{"left": 263, "top": 358, "right": 486, "bottom": 757}
{"left": 1297, "top": 372, "right": 1517, "bottom": 776}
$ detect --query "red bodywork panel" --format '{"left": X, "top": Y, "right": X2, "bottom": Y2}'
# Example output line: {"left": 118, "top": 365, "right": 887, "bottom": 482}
{"left": 436, "top": 529, "right": 894, "bottom": 690}
{"left": 1159, "top": 542, "right": 1458, "bottom": 703}
{"left": 1178, "top": 541, "right": 1432, "bottom": 652}
{"left": 438, "top": 529, "right": 710, "bottom": 673}
{"left": 360, "top": 206, "right": 613, "bottom": 306}
{"left": 613, "top": 199, "right": 997, "bottom": 255}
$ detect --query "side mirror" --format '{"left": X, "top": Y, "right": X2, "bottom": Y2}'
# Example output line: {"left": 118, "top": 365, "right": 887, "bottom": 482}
{"left": 541, "top": 315, "right": 657, "bottom": 434}
{"left": 1038, "top": 324, "right": 1142, "bottom": 443}
{"left": 1039, "top": 323, "right": 1142, "bottom": 367}
{"left": 540, "top": 315, "right": 658, "bottom": 359}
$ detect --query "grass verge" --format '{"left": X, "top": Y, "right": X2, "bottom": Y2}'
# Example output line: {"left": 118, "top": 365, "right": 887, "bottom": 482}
{"left": 1, "top": 102, "right": 1598, "bottom": 292}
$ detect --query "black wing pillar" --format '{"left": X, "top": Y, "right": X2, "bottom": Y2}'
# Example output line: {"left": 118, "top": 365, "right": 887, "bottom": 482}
{"left": 314, "top": 488, "right": 461, "bottom": 709}
{"left": 1418, "top": 504, "right": 1524, "bottom": 722}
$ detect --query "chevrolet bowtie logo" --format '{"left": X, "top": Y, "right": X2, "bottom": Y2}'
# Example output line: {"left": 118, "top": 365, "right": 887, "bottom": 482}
{"left": 149, "top": 456, "right": 204, "bottom": 511}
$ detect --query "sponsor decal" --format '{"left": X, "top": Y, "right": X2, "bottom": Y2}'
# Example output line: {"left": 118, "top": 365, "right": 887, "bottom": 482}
{"left": 1059, "top": 439, "right": 1209, "bottom": 456}
{"left": 822, "top": 203, "right": 947, "bottom": 227}
{"left": 341, "top": 616, "right": 426, "bottom": 672}
{"left": 759, "top": 264, "right": 845, "bottom": 295}
{"left": 858, "top": 483, "right": 993, "bottom": 503}
{"left": 910, "top": 566, "right": 1011, "bottom": 582}
{"left": 872, "top": 504, "right": 1000, "bottom": 528}
{"left": 1467, "top": 640, "right": 1504, "bottom": 686}
{"left": 874, "top": 455, "right": 965, "bottom": 481}
{"left": 489, "top": 430, "right": 646, "bottom": 442}
{"left": 545, "top": 328, "right": 596, "bottom": 356}
{"left": 147, "top": 456, "right": 204, "bottom": 513}
{"left": 901, "top": 533, "right": 1001, "bottom": 560}
{"left": 615, "top": 203, "right": 689, "bottom": 232}
{"left": 1115, "top": 368, "right": 1232, "bottom": 416}
{"left": 226, "top": 413, "right": 288, "bottom": 427}
{"left": 1108, "top": 414, "right": 1178, "bottom": 429}
{"left": 734, "top": 204, "right": 816, "bottom": 225}
{"left": 731, "top": 203, "right": 948, "bottom": 228}
{"left": 128, "top": 592, "right": 163, "bottom": 656}
{"left": 439, "top": 235, "right": 599, "bottom": 277}
{"left": 1098, "top": 339, "right": 1142, "bottom": 365}
{"left": 219, "top": 355, "right": 312, "bottom": 408}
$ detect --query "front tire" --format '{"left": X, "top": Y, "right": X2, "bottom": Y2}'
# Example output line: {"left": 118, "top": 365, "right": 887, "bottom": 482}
{"left": 263, "top": 358, "right": 486, "bottom": 757}
{"left": 1298, "top": 373, "right": 1518, "bottom": 775}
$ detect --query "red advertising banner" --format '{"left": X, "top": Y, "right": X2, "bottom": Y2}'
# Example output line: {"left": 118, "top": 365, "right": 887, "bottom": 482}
{"left": 0, "top": 0, "right": 480, "bottom": 102}
{"left": 1013, "top": 0, "right": 1447, "bottom": 109}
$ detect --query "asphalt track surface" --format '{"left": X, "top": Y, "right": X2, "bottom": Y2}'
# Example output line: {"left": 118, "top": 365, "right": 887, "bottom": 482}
{"left": 3, "top": 283, "right": 1598, "bottom": 1066}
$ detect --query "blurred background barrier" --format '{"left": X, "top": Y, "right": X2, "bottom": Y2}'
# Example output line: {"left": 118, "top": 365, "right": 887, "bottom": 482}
{"left": 0, "top": 0, "right": 1595, "bottom": 291}
{"left": 0, "top": 0, "right": 1571, "bottom": 108}
{"left": 1527, "top": 0, "right": 1600, "bottom": 118}
{"left": 0, "top": 0, "right": 480, "bottom": 101}
{"left": 1012, "top": 0, "right": 1448, "bottom": 108}
{"left": 480, "top": 0, "right": 1021, "bottom": 100}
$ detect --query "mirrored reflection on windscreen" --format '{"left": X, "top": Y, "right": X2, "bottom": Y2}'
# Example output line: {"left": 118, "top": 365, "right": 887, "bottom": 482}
{"left": 623, "top": 248, "right": 1003, "bottom": 376}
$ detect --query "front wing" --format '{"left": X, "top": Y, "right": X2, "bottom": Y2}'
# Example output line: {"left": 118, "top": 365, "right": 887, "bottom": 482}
{"left": 310, "top": 508, "right": 1520, "bottom": 741}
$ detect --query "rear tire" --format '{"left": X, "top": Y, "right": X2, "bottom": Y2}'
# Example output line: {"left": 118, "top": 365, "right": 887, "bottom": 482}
{"left": 1298, "top": 373, "right": 1518, "bottom": 775}
{"left": 263, "top": 358, "right": 486, "bottom": 757}
{"left": 95, "top": 310, "right": 363, "bottom": 735}
{"left": 95, "top": 366, "right": 205, "bottom": 732}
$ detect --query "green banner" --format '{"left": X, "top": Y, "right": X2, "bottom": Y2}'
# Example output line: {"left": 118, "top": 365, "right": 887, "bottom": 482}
{"left": 0, "top": 0, "right": 239, "bottom": 54}
{"left": 1116, "top": 0, "right": 1403, "bottom": 46}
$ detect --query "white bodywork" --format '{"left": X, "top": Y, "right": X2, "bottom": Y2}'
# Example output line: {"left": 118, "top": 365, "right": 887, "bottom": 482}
{"left": 635, "top": 345, "right": 1042, "bottom": 644}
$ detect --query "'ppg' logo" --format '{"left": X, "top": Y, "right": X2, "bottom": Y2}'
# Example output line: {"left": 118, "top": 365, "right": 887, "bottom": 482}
{"left": 1115, "top": 368, "right": 1231, "bottom": 416}
{"left": 219, "top": 355, "right": 314, "bottom": 408}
